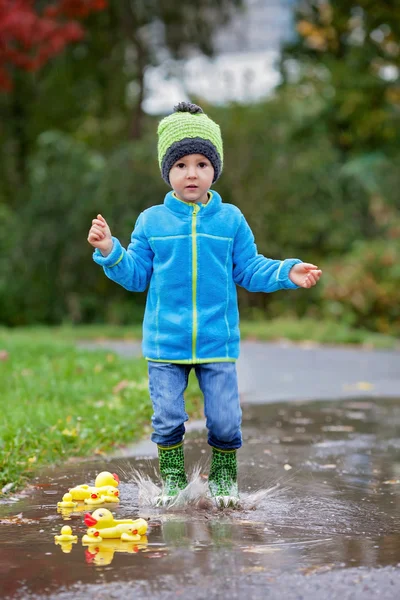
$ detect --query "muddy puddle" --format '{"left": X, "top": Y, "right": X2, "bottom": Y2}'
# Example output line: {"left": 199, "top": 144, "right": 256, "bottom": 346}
{"left": 1, "top": 398, "right": 399, "bottom": 599}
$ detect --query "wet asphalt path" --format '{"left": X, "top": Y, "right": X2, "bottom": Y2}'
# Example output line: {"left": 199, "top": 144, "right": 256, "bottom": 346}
{"left": 78, "top": 339, "right": 400, "bottom": 403}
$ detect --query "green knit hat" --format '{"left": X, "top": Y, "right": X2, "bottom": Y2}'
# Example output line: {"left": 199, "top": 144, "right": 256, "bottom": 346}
{"left": 157, "top": 102, "right": 223, "bottom": 185}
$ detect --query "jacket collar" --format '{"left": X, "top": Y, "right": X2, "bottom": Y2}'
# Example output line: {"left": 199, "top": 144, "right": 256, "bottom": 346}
{"left": 164, "top": 190, "right": 222, "bottom": 216}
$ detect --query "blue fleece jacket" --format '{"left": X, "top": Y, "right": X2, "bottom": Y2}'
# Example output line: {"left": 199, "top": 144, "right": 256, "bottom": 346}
{"left": 93, "top": 190, "right": 301, "bottom": 363}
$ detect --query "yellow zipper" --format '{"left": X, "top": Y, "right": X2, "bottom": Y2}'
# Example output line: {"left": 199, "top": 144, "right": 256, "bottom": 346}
{"left": 191, "top": 204, "right": 200, "bottom": 361}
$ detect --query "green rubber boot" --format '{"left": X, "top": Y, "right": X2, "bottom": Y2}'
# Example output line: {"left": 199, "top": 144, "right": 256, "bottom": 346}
{"left": 156, "top": 442, "right": 188, "bottom": 506}
{"left": 208, "top": 447, "right": 240, "bottom": 508}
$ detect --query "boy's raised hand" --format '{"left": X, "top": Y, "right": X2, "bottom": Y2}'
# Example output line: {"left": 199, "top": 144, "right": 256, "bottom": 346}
{"left": 289, "top": 263, "right": 322, "bottom": 289}
{"left": 87, "top": 214, "right": 113, "bottom": 255}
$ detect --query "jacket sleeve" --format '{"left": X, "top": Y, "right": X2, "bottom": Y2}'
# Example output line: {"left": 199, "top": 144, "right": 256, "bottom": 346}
{"left": 232, "top": 215, "right": 302, "bottom": 292}
{"left": 92, "top": 213, "right": 154, "bottom": 292}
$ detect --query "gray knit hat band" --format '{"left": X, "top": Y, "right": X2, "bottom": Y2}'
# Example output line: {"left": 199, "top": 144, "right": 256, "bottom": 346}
{"left": 161, "top": 137, "right": 222, "bottom": 185}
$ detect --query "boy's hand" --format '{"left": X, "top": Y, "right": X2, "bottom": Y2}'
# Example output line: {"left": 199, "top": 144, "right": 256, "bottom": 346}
{"left": 87, "top": 214, "right": 113, "bottom": 256}
{"left": 289, "top": 263, "right": 322, "bottom": 288}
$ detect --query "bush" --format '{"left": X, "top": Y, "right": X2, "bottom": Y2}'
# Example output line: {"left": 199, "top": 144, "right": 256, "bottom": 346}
{"left": 321, "top": 239, "right": 400, "bottom": 334}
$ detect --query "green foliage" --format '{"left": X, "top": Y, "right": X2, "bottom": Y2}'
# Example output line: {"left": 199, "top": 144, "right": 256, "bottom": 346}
{"left": 280, "top": 0, "right": 400, "bottom": 153}
{"left": 239, "top": 317, "right": 397, "bottom": 349}
{"left": 322, "top": 239, "right": 400, "bottom": 334}
{"left": 1, "top": 2, "right": 399, "bottom": 335}
{"left": 2, "top": 91, "right": 400, "bottom": 333}
{"left": 2, "top": 132, "right": 104, "bottom": 324}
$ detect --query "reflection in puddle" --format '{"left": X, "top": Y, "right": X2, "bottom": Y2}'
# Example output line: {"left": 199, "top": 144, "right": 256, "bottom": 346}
{"left": 82, "top": 536, "right": 149, "bottom": 566}
{"left": 0, "top": 397, "right": 399, "bottom": 599}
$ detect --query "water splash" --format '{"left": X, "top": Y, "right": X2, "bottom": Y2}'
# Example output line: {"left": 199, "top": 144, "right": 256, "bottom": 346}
{"left": 239, "top": 483, "right": 283, "bottom": 510}
{"left": 122, "top": 459, "right": 285, "bottom": 513}
{"left": 131, "top": 465, "right": 214, "bottom": 509}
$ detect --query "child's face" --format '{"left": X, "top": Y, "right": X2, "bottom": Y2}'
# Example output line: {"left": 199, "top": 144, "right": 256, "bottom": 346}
{"left": 169, "top": 154, "right": 214, "bottom": 204}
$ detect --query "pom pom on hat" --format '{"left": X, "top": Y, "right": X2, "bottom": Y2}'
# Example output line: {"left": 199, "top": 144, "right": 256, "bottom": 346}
{"left": 174, "top": 101, "right": 203, "bottom": 114}
{"left": 157, "top": 102, "right": 223, "bottom": 186}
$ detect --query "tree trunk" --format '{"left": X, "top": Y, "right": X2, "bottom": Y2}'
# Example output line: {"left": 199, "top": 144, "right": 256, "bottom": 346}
{"left": 130, "top": 41, "right": 145, "bottom": 140}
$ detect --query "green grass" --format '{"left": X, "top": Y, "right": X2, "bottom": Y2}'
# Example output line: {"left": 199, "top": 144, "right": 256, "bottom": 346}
{"left": 239, "top": 318, "right": 399, "bottom": 349}
{"left": 2, "top": 317, "right": 396, "bottom": 349}
{"left": 0, "top": 332, "right": 203, "bottom": 494}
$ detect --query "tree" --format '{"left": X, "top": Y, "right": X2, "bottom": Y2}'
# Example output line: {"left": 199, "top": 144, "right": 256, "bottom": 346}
{"left": 111, "top": 0, "right": 243, "bottom": 138}
{"left": 0, "top": 0, "right": 107, "bottom": 187}
{"left": 280, "top": 0, "right": 400, "bottom": 154}
{"left": 0, "top": 0, "right": 107, "bottom": 91}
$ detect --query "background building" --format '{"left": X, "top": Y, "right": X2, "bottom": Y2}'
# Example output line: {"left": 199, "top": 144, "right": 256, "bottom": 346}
{"left": 143, "top": 0, "right": 296, "bottom": 113}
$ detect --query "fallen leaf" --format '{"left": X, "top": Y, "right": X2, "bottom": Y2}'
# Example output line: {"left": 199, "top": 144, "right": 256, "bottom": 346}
{"left": 383, "top": 479, "right": 400, "bottom": 485}
{"left": 345, "top": 411, "right": 366, "bottom": 420}
{"left": 299, "top": 340, "right": 319, "bottom": 348}
{"left": 113, "top": 379, "right": 130, "bottom": 394}
{"left": 235, "top": 519, "right": 264, "bottom": 525}
{"left": 344, "top": 402, "right": 374, "bottom": 410}
{"left": 300, "top": 563, "right": 335, "bottom": 576}
{"left": 289, "top": 417, "right": 313, "bottom": 425}
{"left": 343, "top": 382, "right": 374, "bottom": 391}
{"left": 62, "top": 428, "right": 78, "bottom": 437}
{"left": 0, "top": 350, "right": 9, "bottom": 361}
{"left": 0, "top": 513, "right": 37, "bottom": 525}
{"left": 321, "top": 425, "right": 354, "bottom": 432}
{"left": 242, "top": 546, "right": 280, "bottom": 554}
{"left": 356, "top": 381, "right": 374, "bottom": 390}
{"left": 241, "top": 566, "right": 266, "bottom": 573}
{"left": 284, "top": 464, "right": 292, "bottom": 471}
{"left": 28, "top": 456, "right": 37, "bottom": 463}
{"left": 1, "top": 482, "right": 14, "bottom": 494}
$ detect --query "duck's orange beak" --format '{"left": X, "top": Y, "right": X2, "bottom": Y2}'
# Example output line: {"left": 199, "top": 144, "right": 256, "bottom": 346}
{"left": 84, "top": 513, "right": 97, "bottom": 527}
{"left": 112, "top": 473, "right": 120, "bottom": 484}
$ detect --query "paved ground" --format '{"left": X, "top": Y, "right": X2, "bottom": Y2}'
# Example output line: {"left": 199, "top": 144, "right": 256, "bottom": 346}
{"left": 1, "top": 341, "right": 399, "bottom": 599}
{"left": 13, "top": 566, "right": 399, "bottom": 600}
{"left": 78, "top": 339, "right": 400, "bottom": 402}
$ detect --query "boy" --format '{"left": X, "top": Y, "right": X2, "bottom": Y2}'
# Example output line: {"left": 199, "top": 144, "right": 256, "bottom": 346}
{"left": 88, "top": 101, "right": 322, "bottom": 508}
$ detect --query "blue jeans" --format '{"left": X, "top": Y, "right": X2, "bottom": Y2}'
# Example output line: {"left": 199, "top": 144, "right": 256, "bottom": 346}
{"left": 148, "top": 362, "right": 242, "bottom": 450}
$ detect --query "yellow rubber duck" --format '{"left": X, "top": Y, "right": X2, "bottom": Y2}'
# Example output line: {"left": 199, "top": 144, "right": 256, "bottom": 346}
{"left": 94, "top": 471, "right": 119, "bottom": 488}
{"left": 84, "top": 492, "right": 107, "bottom": 506}
{"left": 94, "top": 485, "right": 120, "bottom": 496}
{"left": 84, "top": 509, "right": 148, "bottom": 539}
{"left": 54, "top": 525, "right": 78, "bottom": 543}
{"left": 84, "top": 487, "right": 120, "bottom": 505}
{"left": 120, "top": 525, "right": 142, "bottom": 542}
{"left": 57, "top": 493, "right": 78, "bottom": 509}
{"left": 101, "top": 489, "right": 120, "bottom": 503}
{"left": 68, "top": 472, "right": 120, "bottom": 501}
{"left": 68, "top": 484, "right": 92, "bottom": 501}
{"left": 82, "top": 528, "right": 103, "bottom": 544}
